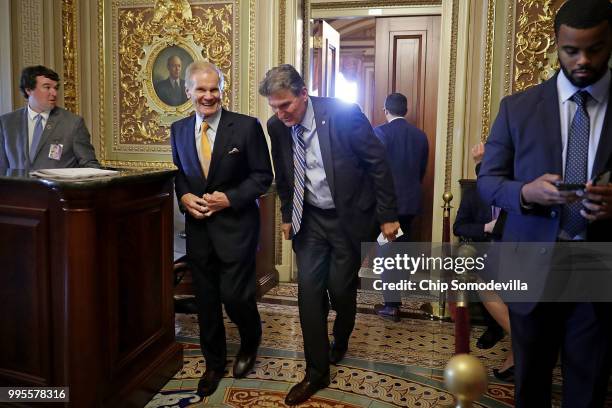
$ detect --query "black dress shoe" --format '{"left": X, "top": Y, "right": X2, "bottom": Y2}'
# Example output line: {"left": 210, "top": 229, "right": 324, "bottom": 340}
{"left": 233, "top": 348, "right": 258, "bottom": 378}
{"left": 476, "top": 327, "right": 504, "bottom": 349}
{"left": 329, "top": 341, "right": 347, "bottom": 365}
{"left": 197, "top": 368, "right": 224, "bottom": 397}
{"left": 374, "top": 304, "right": 400, "bottom": 322}
{"left": 285, "top": 377, "right": 330, "bottom": 405}
{"left": 493, "top": 366, "right": 514, "bottom": 383}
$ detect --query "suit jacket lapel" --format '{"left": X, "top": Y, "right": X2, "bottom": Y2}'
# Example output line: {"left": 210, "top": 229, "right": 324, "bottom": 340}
{"left": 592, "top": 75, "right": 612, "bottom": 176}
{"left": 19, "top": 109, "right": 29, "bottom": 166}
{"left": 311, "top": 98, "right": 335, "bottom": 197}
{"left": 539, "top": 75, "right": 563, "bottom": 174}
{"left": 183, "top": 114, "right": 203, "bottom": 177}
{"left": 207, "top": 109, "right": 232, "bottom": 183}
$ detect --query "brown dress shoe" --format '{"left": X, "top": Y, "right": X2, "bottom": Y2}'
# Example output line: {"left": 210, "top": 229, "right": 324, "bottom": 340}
{"left": 197, "top": 368, "right": 224, "bottom": 397}
{"left": 285, "top": 377, "right": 330, "bottom": 405}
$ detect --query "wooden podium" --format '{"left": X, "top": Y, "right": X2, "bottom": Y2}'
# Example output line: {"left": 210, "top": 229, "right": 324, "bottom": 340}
{"left": 0, "top": 168, "right": 183, "bottom": 407}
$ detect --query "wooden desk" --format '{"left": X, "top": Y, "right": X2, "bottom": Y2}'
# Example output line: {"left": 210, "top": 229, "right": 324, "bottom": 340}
{"left": 0, "top": 168, "right": 183, "bottom": 407}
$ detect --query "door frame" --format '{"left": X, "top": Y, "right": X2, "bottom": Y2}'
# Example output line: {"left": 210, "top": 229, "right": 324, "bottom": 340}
{"left": 302, "top": 0, "right": 469, "bottom": 243}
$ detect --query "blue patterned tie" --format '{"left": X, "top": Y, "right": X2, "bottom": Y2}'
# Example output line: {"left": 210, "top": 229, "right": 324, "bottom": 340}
{"left": 291, "top": 124, "right": 306, "bottom": 236}
{"left": 29, "top": 114, "right": 44, "bottom": 161}
{"left": 561, "top": 90, "right": 590, "bottom": 238}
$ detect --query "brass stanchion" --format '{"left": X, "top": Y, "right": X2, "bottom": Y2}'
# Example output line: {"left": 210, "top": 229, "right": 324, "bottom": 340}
{"left": 444, "top": 354, "right": 487, "bottom": 408}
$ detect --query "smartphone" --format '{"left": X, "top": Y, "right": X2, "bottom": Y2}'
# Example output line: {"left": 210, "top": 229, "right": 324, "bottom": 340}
{"left": 592, "top": 170, "right": 611, "bottom": 186}
{"left": 584, "top": 170, "right": 611, "bottom": 213}
{"left": 553, "top": 181, "right": 585, "bottom": 191}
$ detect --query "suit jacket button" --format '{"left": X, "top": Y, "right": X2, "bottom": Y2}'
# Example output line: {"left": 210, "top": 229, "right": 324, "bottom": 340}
{"left": 540, "top": 247, "right": 547, "bottom": 254}
{"left": 550, "top": 210, "right": 557, "bottom": 218}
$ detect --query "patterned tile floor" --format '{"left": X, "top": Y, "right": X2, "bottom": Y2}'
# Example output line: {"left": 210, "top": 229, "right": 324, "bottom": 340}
{"left": 146, "top": 284, "right": 570, "bottom": 407}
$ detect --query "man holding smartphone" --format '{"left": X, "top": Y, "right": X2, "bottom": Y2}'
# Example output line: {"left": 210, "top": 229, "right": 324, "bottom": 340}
{"left": 478, "top": 0, "right": 612, "bottom": 406}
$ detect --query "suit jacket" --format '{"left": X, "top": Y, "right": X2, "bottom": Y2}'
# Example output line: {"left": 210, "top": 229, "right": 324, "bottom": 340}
{"left": 0, "top": 107, "right": 99, "bottom": 170}
{"left": 267, "top": 97, "right": 397, "bottom": 248}
{"left": 453, "top": 181, "right": 493, "bottom": 242}
{"left": 374, "top": 118, "right": 428, "bottom": 216}
{"left": 478, "top": 72, "right": 612, "bottom": 312}
{"left": 171, "top": 109, "right": 273, "bottom": 262}
{"left": 155, "top": 78, "right": 188, "bottom": 106}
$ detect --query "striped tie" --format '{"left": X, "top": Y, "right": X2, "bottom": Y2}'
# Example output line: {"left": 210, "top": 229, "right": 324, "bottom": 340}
{"left": 291, "top": 124, "right": 306, "bottom": 236}
{"left": 561, "top": 90, "right": 590, "bottom": 238}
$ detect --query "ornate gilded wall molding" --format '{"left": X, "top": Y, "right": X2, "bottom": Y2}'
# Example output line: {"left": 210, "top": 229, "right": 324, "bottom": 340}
{"left": 98, "top": 0, "right": 106, "bottom": 162}
{"left": 248, "top": 0, "right": 256, "bottom": 116}
{"left": 504, "top": 0, "right": 515, "bottom": 96}
{"left": 513, "top": 0, "right": 563, "bottom": 92}
{"left": 443, "top": 0, "right": 459, "bottom": 193}
{"left": 311, "top": 0, "right": 441, "bottom": 9}
{"left": 62, "top": 0, "right": 79, "bottom": 114}
{"left": 480, "top": 0, "right": 495, "bottom": 141}
{"left": 278, "top": 0, "right": 286, "bottom": 64}
{"left": 112, "top": 1, "right": 236, "bottom": 153}
{"left": 302, "top": 0, "right": 310, "bottom": 77}
{"left": 20, "top": 0, "right": 44, "bottom": 66}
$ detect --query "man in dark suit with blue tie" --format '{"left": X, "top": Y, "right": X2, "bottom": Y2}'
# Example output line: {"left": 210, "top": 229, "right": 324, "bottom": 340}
{"left": 171, "top": 61, "right": 272, "bottom": 397}
{"left": 259, "top": 64, "right": 399, "bottom": 405}
{"left": 372, "top": 92, "right": 429, "bottom": 321}
{"left": 478, "top": 1, "right": 612, "bottom": 405}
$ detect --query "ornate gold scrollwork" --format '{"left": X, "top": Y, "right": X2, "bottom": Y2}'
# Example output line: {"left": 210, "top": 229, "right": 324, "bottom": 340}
{"left": 62, "top": 0, "right": 78, "bottom": 114}
{"left": 114, "top": 1, "right": 235, "bottom": 149}
{"left": 514, "top": 0, "right": 563, "bottom": 92}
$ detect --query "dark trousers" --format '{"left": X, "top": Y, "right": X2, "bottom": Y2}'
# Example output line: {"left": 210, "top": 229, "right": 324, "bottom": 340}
{"left": 381, "top": 214, "right": 414, "bottom": 306}
{"left": 187, "top": 227, "right": 262, "bottom": 371}
{"left": 509, "top": 302, "right": 611, "bottom": 408}
{"left": 293, "top": 205, "right": 361, "bottom": 382}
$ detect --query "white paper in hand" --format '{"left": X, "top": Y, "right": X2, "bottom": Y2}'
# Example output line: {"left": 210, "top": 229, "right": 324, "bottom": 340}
{"left": 377, "top": 227, "right": 404, "bottom": 246}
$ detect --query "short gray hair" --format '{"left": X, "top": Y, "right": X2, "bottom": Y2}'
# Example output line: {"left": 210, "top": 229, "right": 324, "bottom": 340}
{"left": 166, "top": 55, "right": 181, "bottom": 66}
{"left": 258, "top": 64, "right": 305, "bottom": 97}
{"left": 184, "top": 60, "right": 225, "bottom": 91}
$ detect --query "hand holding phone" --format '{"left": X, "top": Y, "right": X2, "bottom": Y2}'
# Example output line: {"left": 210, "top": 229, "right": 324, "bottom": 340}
{"left": 553, "top": 181, "right": 585, "bottom": 191}
{"left": 582, "top": 170, "right": 612, "bottom": 219}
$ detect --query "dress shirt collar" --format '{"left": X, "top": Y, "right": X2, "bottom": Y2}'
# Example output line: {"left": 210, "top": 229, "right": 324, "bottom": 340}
{"left": 196, "top": 108, "right": 222, "bottom": 133}
{"left": 388, "top": 116, "right": 404, "bottom": 123}
{"left": 299, "top": 97, "right": 316, "bottom": 132}
{"left": 27, "top": 105, "right": 50, "bottom": 122}
{"left": 558, "top": 69, "right": 611, "bottom": 104}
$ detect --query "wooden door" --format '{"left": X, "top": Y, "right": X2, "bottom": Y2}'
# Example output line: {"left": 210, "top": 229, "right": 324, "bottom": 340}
{"left": 310, "top": 20, "right": 340, "bottom": 97}
{"left": 374, "top": 15, "right": 440, "bottom": 242}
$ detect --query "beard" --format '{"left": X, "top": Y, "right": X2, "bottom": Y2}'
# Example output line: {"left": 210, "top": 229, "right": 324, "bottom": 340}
{"left": 560, "top": 63, "right": 607, "bottom": 88}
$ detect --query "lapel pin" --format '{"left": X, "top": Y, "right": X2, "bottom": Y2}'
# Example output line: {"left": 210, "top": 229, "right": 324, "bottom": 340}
{"left": 322, "top": 120, "right": 326, "bottom": 125}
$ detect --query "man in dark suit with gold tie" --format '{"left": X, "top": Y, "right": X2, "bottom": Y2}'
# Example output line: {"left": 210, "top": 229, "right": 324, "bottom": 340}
{"left": 171, "top": 61, "right": 272, "bottom": 397}
{"left": 259, "top": 64, "right": 399, "bottom": 405}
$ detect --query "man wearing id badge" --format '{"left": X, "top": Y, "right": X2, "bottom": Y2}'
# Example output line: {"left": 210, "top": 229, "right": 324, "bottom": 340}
{"left": 0, "top": 65, "right": 99, "bottom": 170}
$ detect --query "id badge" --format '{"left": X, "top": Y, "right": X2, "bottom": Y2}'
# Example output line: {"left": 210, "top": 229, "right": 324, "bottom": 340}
{"left": 48, "top": 144, "right": 63, "bottom": 160}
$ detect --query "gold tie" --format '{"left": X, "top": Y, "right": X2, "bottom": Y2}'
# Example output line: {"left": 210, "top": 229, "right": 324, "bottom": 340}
{"left": 200, "top": 121, "right": 211, "bottom": 177}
